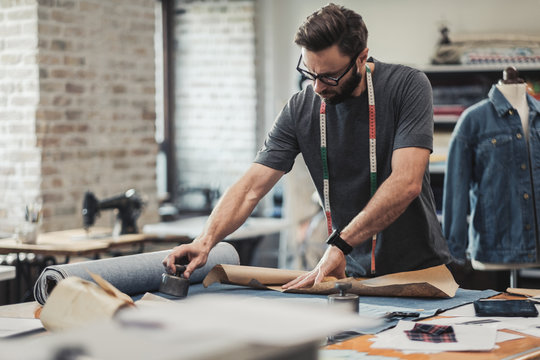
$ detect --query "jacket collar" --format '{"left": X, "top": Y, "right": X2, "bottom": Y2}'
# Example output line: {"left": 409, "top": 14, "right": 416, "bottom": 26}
{"left": 489, "top": 84, "right": 540, "bottom": 117}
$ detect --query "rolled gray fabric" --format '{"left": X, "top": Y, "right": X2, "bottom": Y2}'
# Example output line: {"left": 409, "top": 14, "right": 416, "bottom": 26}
{"left": 33, "top": 242, "right": 240, "bottom": 305}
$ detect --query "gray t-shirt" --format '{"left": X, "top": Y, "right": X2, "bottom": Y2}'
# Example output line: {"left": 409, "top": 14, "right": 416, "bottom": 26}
{"left": 255, "top": 59, "right": 451, "bottom": 276}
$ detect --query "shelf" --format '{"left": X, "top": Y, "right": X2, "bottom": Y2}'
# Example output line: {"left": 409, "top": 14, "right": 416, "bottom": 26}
{"left": 416, "top": 64, "right": 540, "bottom": 73}
{"left": 434, "top": 115, "right": 460, "bottom": 124}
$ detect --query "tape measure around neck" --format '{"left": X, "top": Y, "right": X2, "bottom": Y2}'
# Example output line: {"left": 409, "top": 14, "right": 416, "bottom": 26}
{"left": 319, "top": 63, "right": 378, "bottom": 274}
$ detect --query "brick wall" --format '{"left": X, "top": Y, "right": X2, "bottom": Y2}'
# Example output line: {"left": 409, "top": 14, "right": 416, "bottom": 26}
{"left": 173, "top": 0, "right": 257, "bottom": 196}
{"left": 0, "top": 1, "right": 41, "bottom": 233}
{"left": 0, "top": 0, "right": 159, "bottom": 233}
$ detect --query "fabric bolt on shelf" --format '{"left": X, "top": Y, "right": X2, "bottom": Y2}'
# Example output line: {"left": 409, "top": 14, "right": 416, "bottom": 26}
{"left": 33, "top": 242, "right": 240, "bottom": 305}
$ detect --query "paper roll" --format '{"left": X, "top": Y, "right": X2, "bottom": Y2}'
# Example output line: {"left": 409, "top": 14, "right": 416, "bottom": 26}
{"left": 33, "top": 242, "right": 240, "bottom": 305}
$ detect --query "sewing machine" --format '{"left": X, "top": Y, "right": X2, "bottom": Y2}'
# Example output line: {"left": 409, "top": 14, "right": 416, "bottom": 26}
{"left": 82, "top": 189, "right": 144, "bottom": 236}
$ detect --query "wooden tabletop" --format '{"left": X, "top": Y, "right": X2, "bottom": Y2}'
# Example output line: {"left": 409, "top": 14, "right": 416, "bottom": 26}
{"left": 0, "top": 301, "right": 39, "bottom": 319}
{"left": 326, "top": 328, "right": 540, "bottom": 360}
{"left": 0, "top": 228, "right": 189, "bottom": 257}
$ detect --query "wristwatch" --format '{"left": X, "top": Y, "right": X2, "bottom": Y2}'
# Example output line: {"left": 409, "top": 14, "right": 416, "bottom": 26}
{"left": 326, "top": 229, "right": 353, "bottom": 255}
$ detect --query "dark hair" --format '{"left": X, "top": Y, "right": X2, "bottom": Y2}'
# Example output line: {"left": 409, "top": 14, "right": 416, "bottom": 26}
{"left": 294, "top": 3, "right": 368, "bottom": 57}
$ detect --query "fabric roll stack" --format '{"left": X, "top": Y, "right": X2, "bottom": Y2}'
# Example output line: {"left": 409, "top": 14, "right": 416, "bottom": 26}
{"left": 33, "top": 242, "right": 240, "bottom": 305}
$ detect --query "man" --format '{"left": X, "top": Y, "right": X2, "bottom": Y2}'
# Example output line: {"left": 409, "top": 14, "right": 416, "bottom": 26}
{"left": 163, "top": 3, "right": 451, "bottom": 289}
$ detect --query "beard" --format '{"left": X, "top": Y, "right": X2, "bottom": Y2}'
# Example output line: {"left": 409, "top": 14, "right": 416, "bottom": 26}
{"left": 318, "top": 66, "right": 362, "bottom": 105}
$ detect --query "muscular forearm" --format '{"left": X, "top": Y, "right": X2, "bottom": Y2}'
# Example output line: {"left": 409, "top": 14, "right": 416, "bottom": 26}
{"left": 340, "top": 172, "right": 420, "bottom": 246}
{"left": 340, "top": 147, "right": 428, "bottom": 247}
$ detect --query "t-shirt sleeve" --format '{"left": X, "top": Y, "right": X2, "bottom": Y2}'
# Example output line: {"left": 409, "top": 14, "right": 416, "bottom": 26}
{"left": 393, "top": 70, "right": 433, "bottom": 152}
{"left": 254, "top": 97, "right": 300, "bottom": 173}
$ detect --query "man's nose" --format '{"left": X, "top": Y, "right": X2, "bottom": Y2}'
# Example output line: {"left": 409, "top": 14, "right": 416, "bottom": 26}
{"left": 313, "top": 78, "right": 328, "bottom": 94}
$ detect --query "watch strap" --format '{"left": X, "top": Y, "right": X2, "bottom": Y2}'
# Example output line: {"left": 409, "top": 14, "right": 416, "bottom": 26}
{"left": 326, "top": 229, "right": 353, "bottom": 255}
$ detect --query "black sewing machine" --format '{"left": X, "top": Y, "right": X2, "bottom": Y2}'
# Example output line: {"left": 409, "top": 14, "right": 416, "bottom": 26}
{"left": 82, "top": 189, "right": 144, "bottom": 236}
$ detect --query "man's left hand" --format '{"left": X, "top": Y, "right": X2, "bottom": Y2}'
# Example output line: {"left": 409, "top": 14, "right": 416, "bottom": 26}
{"left": 282, "top": 245, "right": 346, "bottom": 290}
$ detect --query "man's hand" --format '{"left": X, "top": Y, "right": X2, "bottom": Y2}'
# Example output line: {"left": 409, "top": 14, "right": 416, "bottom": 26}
{"left": 282, "top": 246, "right": 347, "bottom": 290}
{"left": 162, "top": 241, "right": 209, "bottom": 279}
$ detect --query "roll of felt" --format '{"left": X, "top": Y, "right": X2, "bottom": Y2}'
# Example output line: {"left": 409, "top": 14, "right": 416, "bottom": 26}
{"left": 33, "top": 242, "right": 240, "bottom": 305}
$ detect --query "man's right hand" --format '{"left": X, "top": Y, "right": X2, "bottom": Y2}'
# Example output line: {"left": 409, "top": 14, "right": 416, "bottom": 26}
{"left": 162, "top": 241, "right": 209, "bottom": 279}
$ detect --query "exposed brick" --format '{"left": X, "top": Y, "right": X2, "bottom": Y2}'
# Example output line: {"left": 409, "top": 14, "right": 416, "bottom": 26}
{"left": 50, "top": 68, "right": 70, "bottom": 78}
{"left": 79, "top": 0, "right": 99, "bottom": 12}
{"left": 55, "top": 124, "right": 75, "bottom": 133}
{"left": 36, "top": 109, "right": 62, "bottom": 121}
{"left": 50, "top": 9, "right": 75, "bottom": 23}
{"left": 36, "top": 53, "right": 62, "bottom": 65}
{"left": 7, "top": 8, "right": 35, "bottom": 20}
{"left": 5, "top": 37, "right": 37, "bottom": 49}
{"left": 38, "top": 23, "right": 61, "bottom": 36}
{"left": 39, "top": 67, "right": 48, "bottom": 78}
{"left": 65, "top": 110, "right": 82, "bottom": 120}
{"left": 51, "top": 39, "right": 69, "bottom": 51}
{"left": 55, "top": 0, "right": 76, "bottom": 9}
{"left": 142, "top": 109, "right": 155, "bottom": 121}
{"left": 64, "top": 25, "right": 85, "bottom": 37}
{"left": 10, "top": 95, "right": 37, "bottom": 107}
{"left": 42, "top": 192, "right": 64, "bottom": 203}
{"left": 64, "top": 55, "right": 85, "bottom": 66}
{"left": 65, "top": 82, "right": 84, "bottom": 93}
{"left": 0, "top": 23, "right": 21, "bottom": 37}
{"left": 0, "top": 0, "right": 159, "bottom": 233}
{"left": 37, "top": 0, "right": 56, "bottom": 7}
{"left": 112, "top": 84, "right": 126, "bottom": 94}
{"left": 41, "top": 166, "right": 58, "bottom": 175}
{"left": 64, "top": 136, "right": 87, "bottom": 146}
{"left": 53, "top": 205, "right": 77, "bottom": 216}
{"left": 38, "top": 137, "right": 61, "bottom": 147}
{"left": 40, "top": 81, "right": 64, "bottom": 92}
{"left": 0, "top": 54, "right": 22, "bottom": 65}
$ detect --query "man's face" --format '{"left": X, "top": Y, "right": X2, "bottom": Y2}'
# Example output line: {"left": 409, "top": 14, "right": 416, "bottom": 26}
{"left": 319, "top": 65, "right": 361, "bottom": 105}
{"left": 301, "top": 45, "right": 363, "bottom": 105}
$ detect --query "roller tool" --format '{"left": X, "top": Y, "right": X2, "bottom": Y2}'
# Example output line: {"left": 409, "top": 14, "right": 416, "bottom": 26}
{"left": 328, "top": 282, "right": 359, "bottom": 313}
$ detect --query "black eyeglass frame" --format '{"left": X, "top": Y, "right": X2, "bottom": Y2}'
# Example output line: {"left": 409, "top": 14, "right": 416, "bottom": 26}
{"left": 296, "top": 52, "right": 360, "bottom": 86}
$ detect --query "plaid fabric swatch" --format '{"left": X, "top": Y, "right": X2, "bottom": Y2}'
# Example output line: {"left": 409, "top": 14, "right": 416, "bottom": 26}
{"left": 405, "top": 323, "right": 457, "bottom": 343}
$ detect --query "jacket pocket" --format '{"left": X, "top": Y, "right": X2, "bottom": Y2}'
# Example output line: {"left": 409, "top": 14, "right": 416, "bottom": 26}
{"left": 476, "top": 133, "right": 513, "bottom": 173}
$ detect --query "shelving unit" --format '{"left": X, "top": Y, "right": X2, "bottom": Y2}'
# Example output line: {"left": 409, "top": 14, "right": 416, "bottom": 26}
{"left": 422, "top": 64, "right": 540, "bottom": 212}
{"left": 423, "top": 64, "right": 540, "bottom": 129}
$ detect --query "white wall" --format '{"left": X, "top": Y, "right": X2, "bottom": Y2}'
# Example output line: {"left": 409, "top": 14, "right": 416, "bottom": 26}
{"left": 264, "top": 0, "right": 540, "bottom": 103}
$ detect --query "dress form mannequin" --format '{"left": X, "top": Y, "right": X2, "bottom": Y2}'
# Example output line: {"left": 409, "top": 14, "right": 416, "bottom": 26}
{"left": 471, "top": 67, "right": 538, "bottom": 286}
{"left": 496, "top": 67, "right": 530, "bottom": 140}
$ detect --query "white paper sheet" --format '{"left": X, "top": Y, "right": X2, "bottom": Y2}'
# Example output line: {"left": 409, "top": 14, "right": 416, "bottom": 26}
{"left": 0, "top": 317, "right": 44, "bottom": 338}
{"left": 370, "top": 320, "right": 497, "bottom": 352}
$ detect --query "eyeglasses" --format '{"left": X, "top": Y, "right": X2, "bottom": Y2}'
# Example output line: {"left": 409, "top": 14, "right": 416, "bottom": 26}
{"left": 296, "top": 53, "right": 359, "bottom": 86}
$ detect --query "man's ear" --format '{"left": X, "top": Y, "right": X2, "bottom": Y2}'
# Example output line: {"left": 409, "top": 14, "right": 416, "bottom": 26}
{"left": 357, "top": 47, "right": 369, "bottom": 65}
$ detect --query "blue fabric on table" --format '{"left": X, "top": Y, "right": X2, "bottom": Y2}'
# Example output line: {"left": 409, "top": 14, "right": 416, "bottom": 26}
{"left": 151, "top": 284, "right": 499, "bottom": 334}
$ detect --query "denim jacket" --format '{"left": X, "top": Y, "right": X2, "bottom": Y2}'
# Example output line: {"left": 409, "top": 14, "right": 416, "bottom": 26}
{"left": 443, "top": 85, "right": 540, "bottom": 264}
